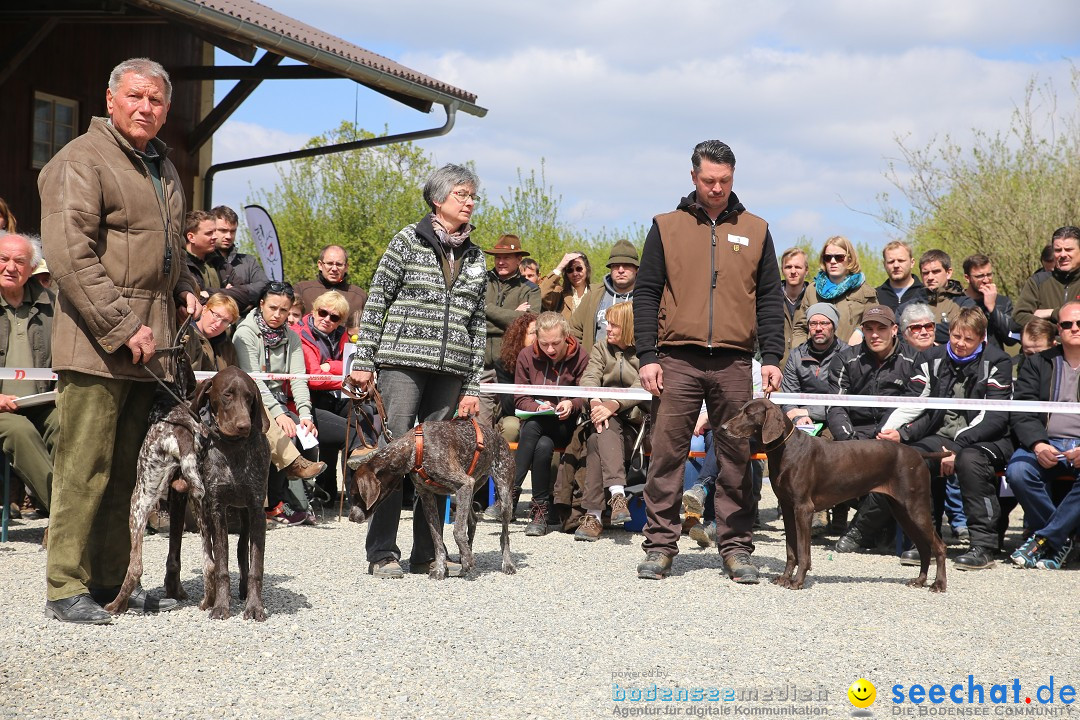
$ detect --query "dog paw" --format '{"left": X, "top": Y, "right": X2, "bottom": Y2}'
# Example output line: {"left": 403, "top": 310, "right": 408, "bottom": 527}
{"left": 103, "top": 600, "right": 126, "bottom": 614}
{"left": 208, "top": 606, "right": 231, "bottom": 620}
{"left": 243, "top": 605, "right": 267, "bottom": 622}
{"left": 905, "top": 578, "right": 928, "bottom": 589}
{"left": 502, "top": 564, "right": 517, "bottom": 575}
{"left": 165, "top": 585, "right": 188, "bottom": 601}
{"left": 929, "top": 581, "right": 946, "bottom": 593}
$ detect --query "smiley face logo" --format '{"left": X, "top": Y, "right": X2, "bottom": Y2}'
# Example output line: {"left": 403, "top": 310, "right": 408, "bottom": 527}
{"left": 848, "top": 679, "right": 876, "bottom": 708}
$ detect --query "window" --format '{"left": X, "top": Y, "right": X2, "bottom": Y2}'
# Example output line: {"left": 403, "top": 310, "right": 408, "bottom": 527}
{"left": 33, "top": 92, "right": 79, "bottom": 168}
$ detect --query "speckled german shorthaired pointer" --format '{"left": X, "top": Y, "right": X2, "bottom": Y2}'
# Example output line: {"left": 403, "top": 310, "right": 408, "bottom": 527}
{"left": 349, "top": 417, "right": 516, "bottom": 579}
{"left": 107, "top": 366, "right": 272, "bottom": 620}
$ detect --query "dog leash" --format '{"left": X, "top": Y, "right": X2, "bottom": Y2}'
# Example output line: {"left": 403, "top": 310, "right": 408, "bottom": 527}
{"left": 139, "top": 317, "right": 203, "bottom": 426}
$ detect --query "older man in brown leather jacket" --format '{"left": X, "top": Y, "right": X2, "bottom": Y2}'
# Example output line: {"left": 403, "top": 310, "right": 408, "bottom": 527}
{"left": 39, "top": 58, "right": 201, "bottom": 624}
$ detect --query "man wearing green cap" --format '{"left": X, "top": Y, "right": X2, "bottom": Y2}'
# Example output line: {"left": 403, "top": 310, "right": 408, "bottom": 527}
{"left": 569, "top": 238, "right": 639, "bottom": 355}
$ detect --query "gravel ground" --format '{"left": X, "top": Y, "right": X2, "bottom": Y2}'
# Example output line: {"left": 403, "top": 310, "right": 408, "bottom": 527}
{"left": 2, "top": 481, "right": 1078, "bottom": 720}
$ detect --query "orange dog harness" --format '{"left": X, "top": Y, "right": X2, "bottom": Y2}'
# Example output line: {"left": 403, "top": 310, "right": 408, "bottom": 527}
{"left": 412, "top": 417, "right": 486, "bottom": 494}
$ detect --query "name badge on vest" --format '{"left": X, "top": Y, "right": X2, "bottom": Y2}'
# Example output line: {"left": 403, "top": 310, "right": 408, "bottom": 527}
{"left": 728, "top": 234, "right": 749, "bottom": 253}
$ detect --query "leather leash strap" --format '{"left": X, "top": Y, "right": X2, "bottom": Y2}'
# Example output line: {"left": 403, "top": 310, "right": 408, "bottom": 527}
{"left": 412, "top": 417, "right": 485, "bottom": 493}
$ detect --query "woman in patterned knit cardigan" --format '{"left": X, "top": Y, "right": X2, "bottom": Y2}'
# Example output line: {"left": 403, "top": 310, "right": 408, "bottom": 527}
{"left": 350, "top": 164, "right": 487, "bottom": 579}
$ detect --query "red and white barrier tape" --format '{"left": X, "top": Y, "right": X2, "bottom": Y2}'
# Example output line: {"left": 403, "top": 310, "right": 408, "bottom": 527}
{"left": 3, "top": 368, "right": 1078, "bottom": 414}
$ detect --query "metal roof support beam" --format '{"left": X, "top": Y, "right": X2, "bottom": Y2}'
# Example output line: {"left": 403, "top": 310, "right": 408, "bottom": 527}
{"left": 202, "top": 102, "right": 457, "bottom": 210}
{"left": 187, "top": 50, "right": 283, "bottom": 153}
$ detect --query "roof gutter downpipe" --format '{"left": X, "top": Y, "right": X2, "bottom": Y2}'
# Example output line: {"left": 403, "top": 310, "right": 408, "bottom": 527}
{"left": 202, "top": 102, "right": 457, "bottom": 209}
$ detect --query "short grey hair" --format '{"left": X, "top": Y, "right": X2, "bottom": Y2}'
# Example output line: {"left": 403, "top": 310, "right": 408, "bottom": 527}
{"left": 692, "top": 140, "right": 736, "bottom": 171}
{"left": 899, "top": 302, "right": 935, "bottom": 332}
{"left": 109, "top": 57, "right": 172, "bottom": 104}
{"left": 423, "top": 164, "right": 480, "bottom": 210}
{"left": 0, "top": 233, "right": 43, "bottom": 269}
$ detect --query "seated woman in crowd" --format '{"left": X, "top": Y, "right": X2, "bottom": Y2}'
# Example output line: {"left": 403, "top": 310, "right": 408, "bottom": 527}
{"left": 514, "top": 311, "right": 588, "bottom": 537}
{"left": 294, "top": 290, "right": 370, "bottom": 501}
{"left": 900, "top": 302, "right": 936, "bottom": 353}
{"left": 539, "top": 251, "right": 592, "bottom": 319}
{"left": 793, "top": 236, "right": 878, "bottom": 347}
{"left": 233, "top": 281, "right": 319, "bottom": 526}
{"left": 574, "top": 302, "right": 646, "bottom": 542}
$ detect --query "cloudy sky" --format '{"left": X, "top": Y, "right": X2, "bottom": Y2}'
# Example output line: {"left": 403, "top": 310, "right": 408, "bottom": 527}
{"left": 211, "top": 0, "right": 1080, "bottom": 258}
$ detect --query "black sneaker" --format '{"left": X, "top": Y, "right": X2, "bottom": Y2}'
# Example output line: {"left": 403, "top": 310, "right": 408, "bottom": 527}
{"left": 723, "top": 552, "right": 760, "bottom": 584}
{"left": 954, "top": 546, "right": 995, "bottom": 571}
{"left": 835, "top": 528, "right": 865, "bottom": 553}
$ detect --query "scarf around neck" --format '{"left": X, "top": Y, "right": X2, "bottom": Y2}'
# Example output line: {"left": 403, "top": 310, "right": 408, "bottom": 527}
{"left": 430, "top": 213, "right": 473, "bottom": 249}
{"left": 255, "top": 311, "right": 288, "bottom": 349}
{"left": 814, "top": 270, "right": 864, "bottom": 300}
{"left": 947, "top": 341, "right": 984, "bottom": 365}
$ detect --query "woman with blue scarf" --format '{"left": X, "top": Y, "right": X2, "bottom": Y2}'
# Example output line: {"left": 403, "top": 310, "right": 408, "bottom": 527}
{"left": 792, "top": 236, "right": 878, "bottom": 347}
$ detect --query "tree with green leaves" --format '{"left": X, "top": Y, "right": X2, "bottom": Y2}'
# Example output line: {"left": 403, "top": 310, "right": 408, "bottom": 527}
{"left": 877, "top": 68, "right": 1080, "bottom": 298}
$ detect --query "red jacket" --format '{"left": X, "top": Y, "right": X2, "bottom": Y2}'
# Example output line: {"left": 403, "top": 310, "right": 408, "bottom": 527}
{"left": 513, "top": 334, "right": 588, "bottom": 413}
{"left": 293, "top": 315, "right": 348, "bottom": 392}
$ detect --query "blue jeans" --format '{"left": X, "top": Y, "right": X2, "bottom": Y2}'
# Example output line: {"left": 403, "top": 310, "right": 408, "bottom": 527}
{"left": 1005, "top": 439, "right": 1080, "bottom": 549}
{"left": 944, "top": 476, "right": 967, "bottom": 531}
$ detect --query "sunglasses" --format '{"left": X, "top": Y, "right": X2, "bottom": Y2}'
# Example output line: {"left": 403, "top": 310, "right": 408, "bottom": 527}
{"left": 266, "top": 281, "right": 294, "bottom": 299}
{"left": 906, "top": 322, "right": 935, "bottom": 333}
{"left": 567, "top": 265, "right": 586, "bottom": 273}
{"left": 823, "top": 253, "right": 847, "bottom": 263}
{"left": 1059, "top": 320, "right": 1080, "bottom": 331}
{"left": 317, "top": 308, "right": 342, "bottom": 323}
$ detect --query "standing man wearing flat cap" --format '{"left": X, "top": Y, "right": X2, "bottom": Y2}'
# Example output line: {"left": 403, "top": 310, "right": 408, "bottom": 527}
{"left": 827, "top": 303, "right": 920, "bottom": 553}
{"left": 38, "top": 57, "right": 201, "bottom": 624}
{"left": 478, "top": 234, "right": 540, "bottom": 429}
{"left": 569, "top": 238, "right": 640, "bottom": 356}
{"left": 633, "top": 140, "right": 784, "bottom": 584}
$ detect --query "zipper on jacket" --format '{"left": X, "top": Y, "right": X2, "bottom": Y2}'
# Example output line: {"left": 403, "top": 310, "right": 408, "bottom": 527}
{"left": 708, "top": 222, "right": 717, "bottom": 349}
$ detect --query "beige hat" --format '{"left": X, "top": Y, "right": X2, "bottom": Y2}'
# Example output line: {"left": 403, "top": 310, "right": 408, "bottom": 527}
{"left": 32, "top": 259, "right": 49, "bottom": 276}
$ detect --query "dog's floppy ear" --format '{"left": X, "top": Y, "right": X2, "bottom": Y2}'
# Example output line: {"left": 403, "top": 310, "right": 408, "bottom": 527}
{"left": 761, "top": 401, "right": 787, "bottom": 444}
{"left": 249, "top": 380, "right": 270, "bottom": 435}
{"left": 190, "top": 378, "right": 212, "bottom": 416}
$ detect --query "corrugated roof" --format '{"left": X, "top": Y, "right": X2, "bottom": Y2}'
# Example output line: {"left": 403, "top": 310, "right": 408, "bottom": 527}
{"left": 136, "top": 0, "right": 486, "bottom": 116}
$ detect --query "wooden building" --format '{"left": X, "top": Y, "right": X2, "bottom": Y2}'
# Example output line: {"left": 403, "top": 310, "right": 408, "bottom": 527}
{"left": 0, "top": 0, "right": 485, "bottom": 232}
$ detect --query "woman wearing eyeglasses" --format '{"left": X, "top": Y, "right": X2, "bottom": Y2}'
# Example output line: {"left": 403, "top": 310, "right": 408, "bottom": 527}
{"left": 294, "top": 290, "right": 371, "bottom": 502}
{"left": 350, "top": 163, "right": 488, "bottom": 579}
{"left": 899, "top": 302, "right": 937, "bottom": 353}
{"left": 234, "top": 281, "right": 319, "bottom": 525}
{"left": 540, "top": 251, "right": 592, "bottom": 320}
{"left": 792, "top": 236, "right": 878, "bottom": 348}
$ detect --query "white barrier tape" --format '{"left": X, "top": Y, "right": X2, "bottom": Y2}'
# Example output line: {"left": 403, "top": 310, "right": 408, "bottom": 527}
{"left": 4, "top": 368, "right": 1078, "bottom": 414}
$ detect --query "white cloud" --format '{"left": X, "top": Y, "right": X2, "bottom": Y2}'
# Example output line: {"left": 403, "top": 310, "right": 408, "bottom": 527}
{"left": 216, "top": 0, "right": 1080, "bottom": 253}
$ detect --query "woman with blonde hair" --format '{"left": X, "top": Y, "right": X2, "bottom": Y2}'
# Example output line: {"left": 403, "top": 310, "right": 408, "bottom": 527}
{"left": 792, "top": 235, "right": 878, "bottom": 347}
{"left": 513, "top": 311, "right": 588, "bottom": 536}
{"left": 575, "top": 302, "right": 648, "bottom": 541}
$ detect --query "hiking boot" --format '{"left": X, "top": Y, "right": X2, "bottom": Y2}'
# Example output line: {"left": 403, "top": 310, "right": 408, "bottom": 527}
{"left": 899, "top": 548, "right": 921, "bottom": 566}
{"left": 574, "top": 514, "right": 603, "bottom": 541}
{"left": 1010, "top": 534, "right": 1047, "bottom": 568}
{"left": 483, "top": 502, "right": 503, "bottom": 521}
{"left": 284, "top": 455, "right": 326, "bottom": 479}
{"left": 346, "top": 446, "right": 378, "bottom": 471}
{"left": 954, "top": 526, "right": 970, "bottom": 543}
{"left": 723, "top": 552, "right": 760, "bottom": 584}
{"left": 835, "top": 528, "right": 865, "bottom": 553}
{"left": 689, "top": 520, "right": 716, "bottom": 548}
{"left": 146, "top": 507, "right": 170, "bottom": 535}
{"left": 368, "top": 558, "right": 404, "bottom": 579}
{"left": 681, "top": 483, "right": 707, "bottom": 515}
{"left": 954, "top": 546, "right": 995, "bottom": 571}
{"left": 608, "top": 494, "right": 632, "bottom": 525}
{"left": 524, "top": 502, "right": 550, "bottom": 537}
{"left": 810, "top": 510, "right": 829, "bottom": 537}
{"left": 1035, "top": 538, "right": 1074, "bottom": 570}
{"left": 636, "top": 551, "right": 672, "bottom": 579}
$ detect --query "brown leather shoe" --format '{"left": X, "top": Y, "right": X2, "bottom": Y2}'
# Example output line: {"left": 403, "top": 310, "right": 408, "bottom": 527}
{"left": 608, "top": 494, "right": 632, "bottom": 525}
{"left": 637, "top": 551, "right": 672, "bottom": 580}
{"left": 284, "top": 456, "right": 326, "bottom": 479}
{"left": 723, "top": 552, "right": 760, "bottom": 584}
{"left": 574, "top": 514, "right": 603, "bottom": 541}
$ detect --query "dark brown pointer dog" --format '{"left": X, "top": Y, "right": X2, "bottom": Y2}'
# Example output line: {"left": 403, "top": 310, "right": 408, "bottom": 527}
{"left": 721, "top": 398, "right": 946, "bottom": 592}
{"left": 349, "top": 417, "right": 516, "bottom": 579}
{"left": 107, "top": 367, "right": 272, "bottom": 620}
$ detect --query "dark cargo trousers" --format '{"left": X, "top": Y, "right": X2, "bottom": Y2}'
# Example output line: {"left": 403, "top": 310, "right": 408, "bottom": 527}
{"left": 641, "top": 349, "right": 753, "bottom": 559}
{"left": 46, "top": 372, "right": 156, "bottom": 601}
